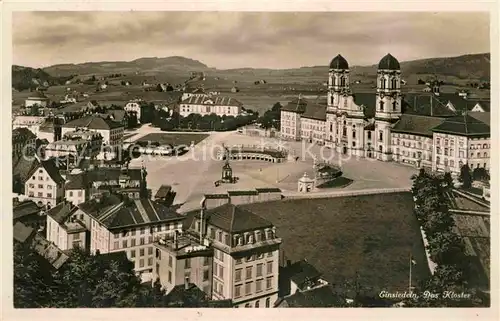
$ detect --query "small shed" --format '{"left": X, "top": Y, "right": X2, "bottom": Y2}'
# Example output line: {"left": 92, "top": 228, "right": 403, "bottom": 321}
{"left": 298, "top": 172, "right": 315, "bottom": 193}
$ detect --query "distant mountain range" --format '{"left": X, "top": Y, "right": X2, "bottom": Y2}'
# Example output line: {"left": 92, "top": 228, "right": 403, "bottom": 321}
{"left": 12, "top": 53, "right": 490, "bottom": 90}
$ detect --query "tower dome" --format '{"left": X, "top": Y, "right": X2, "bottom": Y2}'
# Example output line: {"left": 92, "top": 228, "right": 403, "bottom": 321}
{"left": 329, "top": 54, "right": 349, "bottom": 70}
{"left": 378, "top": 53, "right": 400, "bottom": 70}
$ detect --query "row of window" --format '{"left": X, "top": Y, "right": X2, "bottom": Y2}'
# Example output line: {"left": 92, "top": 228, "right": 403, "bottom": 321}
{"left": 236, "top": 252, "right": 273, "bottom": 265}
{"left": 234, "top": 277, "right": 273, "bottom": 298}
{"left": 114, "top": 223, "right": 178, "bottom": 238}
{"left": 238, "top": 297, "right": 271, "bottom": 308}
{"left": 469, "top": 143, "right": 490, "bottom": 149}
{"left": 113, "top": 236, "right": 153, "bottom": 249}
{"left": 28, "top": 183, "right": 55, "bottom": 190}
{"left": 131, "top": 257, "right": 153, "bottom": 268}
{"left": 129, "top": 247, "right": 154, "bottom": 257}
{"left": 235, "top": 262, "right": 273, "bottom": 282}
{"left": 68, "top": 190, "right": 83, "bottom": 197}
{"left": 28, "top": 191, "right": 53, "bottom": 198}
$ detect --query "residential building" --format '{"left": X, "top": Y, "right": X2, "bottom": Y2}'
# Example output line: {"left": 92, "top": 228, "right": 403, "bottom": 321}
{"left": 279, "top": 53, "right": 490, "bottom": 174}
{"left": 46, "top": 201, "right": 90, "bottom": 251}
{"left": 431, "top": 114, "right": 490, "bottom": 175}
{"left": 124, "top": 100, "right": 143, "bottom": 124}
{"left": 278, "top": 259, "right": 330, "bottom": 297}
{"left": 181, "top": 87, "right": 208, "bottom": 101}
{"left": 44, "top": 129, "right": 103, "bottom": 162}
{"left": 67, "top": 192, "right": 185, "bottom": 281}
{"left": 13, "top": 199, "right": 43, "bottom": 229}
{"left": 64, "top": 164, "right": 144, "bottom": 205}
{"left": 187, "top": 203, "right": 282, "bottom": 308}
{"left": 12, "top": 127, "right": 36, "bottom": 158}
{"left": 153, "top": 231, "right": 214, "bottom": 295}
{"left": 179, "top": 95, "right": 243, "bottom": 117}
{"left": 62, "top": 115, "right": 124, "bottom": 153}
{"left": 274, "top": 285, "right": 344, "bottom": 308}
{"left": 25, "top": 91, "right": 50, "bottom": 108}
{"left": 23, "top": 158, "right": 65, "bottom": 208}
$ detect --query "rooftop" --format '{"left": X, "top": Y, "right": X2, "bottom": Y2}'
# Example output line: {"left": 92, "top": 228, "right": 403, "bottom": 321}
{"left": 64, "top": 114, "right": 123, "bottom": 130}
{"left": 154, "top": 233, "right": 212, "bottom": 258}
{"left": 432, "top": 114, "right": 490, "bottom": 137}
{"left": 13, "top": 200, "right": 41, "bottom": 221}
{"left": 13, "top": 221, "right": 36, "bottom": 243}
{"left": 12, "top": 127, "right": 36, "bottom": 140}
{"left": 180, "top": 95, "right": 243, "bottom": 107}
{"left": 392, "top": 114, "right": 445, "bottom": 137}
{"left": 278, "top": 285, "right": 345, "bottom": 307}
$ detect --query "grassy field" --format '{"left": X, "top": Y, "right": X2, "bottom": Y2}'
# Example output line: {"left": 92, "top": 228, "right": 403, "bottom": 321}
{"left": 138, "top": 133, "right": 209, "bottom": 146}
{"left": 243, "top": 192, "right": 430, "bottom": 294}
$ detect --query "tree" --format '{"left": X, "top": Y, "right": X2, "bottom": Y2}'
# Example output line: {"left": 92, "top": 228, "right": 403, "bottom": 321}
{"left": 472, "top": 167, "right": 489, "bottom": 182}
{"left": 459, "top": 164, "right": 472, "bottom": 188}
{"left": 443, "top": 172, "right": 453, "bottom": 188}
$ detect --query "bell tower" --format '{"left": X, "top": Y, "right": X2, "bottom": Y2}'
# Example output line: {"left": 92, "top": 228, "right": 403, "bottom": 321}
{"left": 375, "top": 53, "right": 402, "bottom": 161}
{"left": 326, "top": 54, "right": 349, "bottom": 150}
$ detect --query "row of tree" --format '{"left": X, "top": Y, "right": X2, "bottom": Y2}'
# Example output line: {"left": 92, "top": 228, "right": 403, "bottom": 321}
{"left": 257, "top": 102, "right": 281, "bottom": 130}
{"left": 13, "top": 244, "right": 217, "bottom": 308}
{"left": 407, "top": 169, "right": 487, "bottom": 307}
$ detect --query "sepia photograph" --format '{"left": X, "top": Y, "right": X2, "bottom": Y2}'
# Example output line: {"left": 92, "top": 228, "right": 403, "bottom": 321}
{"left": 6, "top": 6, "right": 494, "bottom": 313}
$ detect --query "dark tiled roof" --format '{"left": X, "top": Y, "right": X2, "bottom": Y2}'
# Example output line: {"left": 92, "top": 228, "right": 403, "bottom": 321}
{"left": 165, "top": 283, "right": 208, "bottom": 307}
{"left": 469, "top": 112, "right": 490, "bottom": 126}
{"left": 378, "top": 53, "right": 400, "bottom": 70}
{"left": 281, "top": 97, "right": 308, "bottom": 113}
{"left": 78, "top": 195, "right": 183, "bottom": 229}
{"left": 402, "top": 94, "right": 456, "bottom": 117}
{"left": 25, "top": 158, "right": 65, "bottom": 185}
{"left": 302, "top": 102, "right": 326, "bottom": 121}
{"left": 352, "top": 93, "right": 376, "bottom": 118}
{"left": 13, "top": 200, "right": 41, "bottom": 221}
{"left": 329, "top": 54, "right": 349, "bottom": 70}
{"left": 279, "top": 285, "right": 344, "bottom": 307}
{"left": 66, "top": 168, "right": 142, "bottom": 189}
{"left": 255, "top": 187, "right": 282, "bottom": 193}
{"left": 392, "top": 114, "right": 445, "bottom": 137}
{"left": 12, "top": 156, "right": 38, "bottom": 183}
{"left": 432, "top": 114, "right": 490, "bottom": 137}
{"left": 285, "top": 259, "right": 323, "bottom": 287}
{"left": 65, "top": 172, "right": 88, "bottom": 190}
{"left": 106, "top": 110, "right": 126, "bottom": 122}
{"left": 47, "top": 201, "right": 78, "bottom": 224}
{"left": 200, "top": 203, "right": 273, "bottom": 233}
{"left": 227, "top": 190, "right": 259, "bottom": 196}
{"left": 180, "top": 95, "right": 242, "bottom": 107}
{"left": 12, "top": 127, "right": 36, "bottom": 140}
{"left": 155, "top": 185, "right": 172, "bottom": 198}
{"left": 28, "top": 91, "right": 48, "bottom": 100}
{"left": 64, "top": 115, "right": 123, "bottom": 130}
{"left": 13, "top": 222, "right": 35, "bottom": 243}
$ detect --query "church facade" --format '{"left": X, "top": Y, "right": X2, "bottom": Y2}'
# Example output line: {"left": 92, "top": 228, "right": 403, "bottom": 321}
{"left": 280, "top": 54, "right": 491, "bottom": 176}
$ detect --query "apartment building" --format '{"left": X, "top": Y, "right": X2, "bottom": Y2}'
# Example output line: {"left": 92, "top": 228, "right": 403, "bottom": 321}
{"left": 44, "top": 129, "right": 103, "bottom": 162}
{"left": 46, "top": 201, "right": 90, "bottom": 251}
{"left": 153, "top": 231, "right": 214, "bottom": 296}
{"left": 62, "top": 115, "right": 124, "bottom": 153}
{"left": 179, "top": 95, "right": 243, "bottom": 117}
{"left": 187, "top": 202, "right": 282, "bottom": 308}
{"left": 124, "top": 99, "right": 142, "bottom": 124}
{"left": 12, "top": 115, "right": 46, "bottom": 136}
{"left": 68, "top": 192, "right": 185, "bottom": 281}
{"left": 23, "top": 158, "right": 65, "bottom": 208}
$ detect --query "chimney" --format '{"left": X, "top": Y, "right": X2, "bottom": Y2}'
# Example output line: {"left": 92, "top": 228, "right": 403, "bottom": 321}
{"left": 184, "top": 276, "right": 189, "bottom": 290}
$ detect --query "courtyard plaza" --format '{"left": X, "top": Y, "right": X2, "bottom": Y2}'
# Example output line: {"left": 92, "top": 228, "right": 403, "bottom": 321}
{"left": 129, "top": 130, "right": 418, "bottom": 213}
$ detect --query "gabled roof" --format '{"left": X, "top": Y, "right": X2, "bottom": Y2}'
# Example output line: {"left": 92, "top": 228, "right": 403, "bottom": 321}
{"left": 432, "top": 114, "right": 490, "bottom": 137}
{"left": 285, "top": 259, "right": 323, "bottom": 287}
{"left": 27, "top": 91, "right": 49, "bottom": 100}
{"left": 66, "top": 168, "right": 142, "bottom": 190}
{"left": 13, "top": 200, "right": 41, "bottom": 221}
{"left": 165, "top": 283, "right": 208, "bottom": 307}
{"left": 47, "top": 201, "right": 78, "bottom": 224}
{"left": 302, "top": 102, "right": 326, "bottom": 121}
{"left": 78, "top": 195, "right": 184, "bottom": 229}
{"left": 468, "top": 112, "right": 490, "bottom": 126}
{"left": 13, "top": 221, "right": 36, "bottom": 243}
{"left": 12, "top": 155, "right": 38, "bottom": 183}
{"left": 392, "top": 114, "right": 445, "bottom": 137}
{"left": 402, "top": 93, "right": 456, "bottom": 117}
{"left": 278, "top": 285, "right": 344, "bottom": 307}
{"left": 281, "top": 97, "right": 308, "bottom": 113}
{"left": 12, "top": 127, "right": 36, "bottom": 140}
{"left": 200, "top": 203, "right": 274, "bottom": 233}
{"left": 25, "top": 158, "right": 65, "bottom": 185}
{"left": 64, "top": 114, "right": 123, "bottom": 130}
{"left": 155, "top": 185, "right": 172, "bottom": 198}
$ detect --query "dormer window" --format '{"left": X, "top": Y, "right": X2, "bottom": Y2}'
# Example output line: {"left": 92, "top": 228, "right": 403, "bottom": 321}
{"left": 238, "top": 236, "right": 243, "bottom": 246}
{"left": 248, "top": 234, "right": 254, "bottom": 244}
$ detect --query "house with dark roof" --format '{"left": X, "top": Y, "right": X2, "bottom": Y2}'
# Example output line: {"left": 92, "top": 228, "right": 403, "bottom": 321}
{"left": 25, "top": 91, "right": 50, "bottom": 108}
{"left": 14, "top": 221, "right": 37, "bottom": 244}
{"left": 12, "top": 127, "right": 36, "bottom": 158}
{"left": 186, "top": 203, "right": 282, "bottom": 308}
{"left": 275, "top": 284, "right": 345, "bottom": 308}
{"left": 23, "top": 157, "right": 65, "bottom": 208}
{"left": 154, "top": 185, "right": 176, "bottom": 206}
{"left": 431, "top": 114, "right": 490, "bottom": 174}
{"left": 46, "top": 201, "right": 90, "bottom": 251}
{"left": 62, "top": 114, "right": 124, "bottom": 152}
{"left": 13, "top": 199, "right": 43, "bottom": 228}
{"left": 278, "top": 259, "right": 330, "bottom": 298}
{"left": 179, "top": 95, "right": 243, "bottom": 117}
{"left": 12, "top": 154, "right": 39, "bottom": 195}
{"left": 69, "top": 192, "right": 185, "bottom": 280}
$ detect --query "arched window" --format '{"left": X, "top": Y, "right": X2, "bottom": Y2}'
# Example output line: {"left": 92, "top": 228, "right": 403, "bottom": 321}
{"left": 330, "top": 123, "right": 333, "bottom": 131}
{"left": 483, "top": 144, "right": 487, "bottom": 149}
{"left": 379, "top": 145, "right": 383, "bottom": 153}
{"left": 484, "top": 152, "right": 487, "bottom": 158}
{"left": 245, "top": 303, "right": 251, "bottom": 308}
{"left": 265, "top": 298, "right": 271, "bottom": 308}
{"left": 352, "top": 125, "right": 356, "bottom": 138}
{"left": 436, "top": 157, "right": 440, "bottom": 165}
{"left": 255, "top": 300, "right": 260, "bottom": 308}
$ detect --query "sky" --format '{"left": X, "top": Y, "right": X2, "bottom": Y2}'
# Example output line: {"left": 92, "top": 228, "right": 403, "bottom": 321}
{"left": 13, "top": 11, "right": 490, "bottom": 69}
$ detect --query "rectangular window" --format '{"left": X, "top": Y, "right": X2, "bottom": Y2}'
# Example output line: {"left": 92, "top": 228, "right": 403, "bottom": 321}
{"left": 203, "top": 270, "right": 209, "bottom": 281}
{"left": 78, "top": 191, "right": 83, "bottom": 197}
{"left": 114, "top": 233, "right": 119, "bottom": 239}
{"left": 203, "top": 256, "right": 210, "bottom": 266}
{"left": 168, "top": 256, "right": 173, "bottom": 267}
{"left": 131, "top": 250, "right": 136, "bottom": 258}
{"left": 235, "top": 269, "right": 242, "bottom": 282}
{"left": 267, "top": 251, "right": 273, "bottom": 257}
{"left": 168, "top": 271, "right": 172, "bottom": 283}
{"left": 140, "top": 227, "right": 145, "bottom": 235}
{"left": 47, "top": 193, "right": 52, "bottom": 198}
{"left": 235, "top": 285, "right": 242, "bottom": 298}
{"left": 140, "top": 248, "right": 145, "bottom": 257}
{"left": 256, "top": 279, "right": 263, "bottom": 292}
{"left": 122, "top": 240, "right": 128, "bottom": 248}
{"left": 148, "top": 235, "right": 153, "bottom": 243}
{"left": 379, "top": 131, "right": 383, "bottom": 141}
{"left": 367, "top": 132, "right": 372, "bottom": 139}
{"left": 256, "top": 264, "right": 263, "bottom": 277}
{"left": 139, "top": 259, "right": 144, "bottom": 268}
{"left": 37, "top": 192, "right": 43, "bottom": 197}
{"left": 148, "top": 257, "right": 153, "bottom": 266}
{"left": 131, "top": 229, "right": 136, "bottom": 236}
{"left": 246, "top": 266, "right": 253, "bottom": 279}
{"left": 46, "top": 185, "right": 52, "bottom": 190}
{"left": 113, "top": 241, "right": 119, "bottom": 250}
{"left": 185, "top": 258, "right": 191, "bottom": 269}
{"left": 267, "top": 261, "right": 273, "bottom": 274}
{"left": 266, "top": 277, "right": 273, "bottom": 290}
{"left": 140, "top": 237, "right": 145, "bottom": 245}
{"left": 131, "top": 239, "right": 136, "bottom": 247}
{"left": 219, "top": 265, "right": 224, "bottom": 278}
{"left": 148, "top": 247, "right": 153, "bottom": 255}
{"left": 236, "top": 258, "right": 242, "bottom": 265}
{"left": 245, "top": 282, "right": 252, "bottom": 295}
